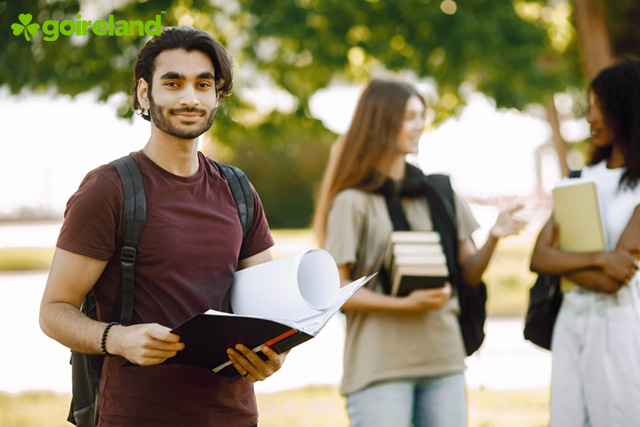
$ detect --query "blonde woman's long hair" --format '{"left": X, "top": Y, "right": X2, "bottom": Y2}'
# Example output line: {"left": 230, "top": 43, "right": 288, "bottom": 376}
{"left": 313, "top": 79, "right": 426, "bottom": 246}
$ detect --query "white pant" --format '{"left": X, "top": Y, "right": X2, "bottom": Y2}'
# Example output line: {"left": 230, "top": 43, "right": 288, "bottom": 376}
{"left": 550, "top": 278, "right": 640, "bottom": 427}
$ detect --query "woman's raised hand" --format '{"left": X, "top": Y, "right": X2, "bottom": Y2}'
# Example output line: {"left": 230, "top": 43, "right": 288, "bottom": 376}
{"left": 489, "top": 204, "right": 528, "bottom": 239}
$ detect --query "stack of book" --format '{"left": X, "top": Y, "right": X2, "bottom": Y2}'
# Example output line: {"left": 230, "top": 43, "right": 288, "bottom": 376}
{"left": 384, "top": 231, "right": 449, "bottom": 297}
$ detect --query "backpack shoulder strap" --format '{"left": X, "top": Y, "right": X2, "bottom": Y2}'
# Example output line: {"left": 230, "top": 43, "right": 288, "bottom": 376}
{"left": 568, "top": 169, "right": 582, "bottom": 178}
{"left": 109, "top": 155, "right": 146, "bottom": 326}
{"left": 427, "top": 173, "right": 457, "bottom": 223}
{"left": 214, "top": 161, "right": 255, "bottom": 238}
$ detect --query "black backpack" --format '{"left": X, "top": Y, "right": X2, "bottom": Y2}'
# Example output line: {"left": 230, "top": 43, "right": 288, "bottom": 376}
{"left": 426, "top": 174, "right": 487, "bottom": 356}
{"left": 383, "top": 171, "right": 487, "bottom": 356}
{"left": 429, "top": 174, "right": 488, "bottom": 356}
{"left": 68, "top": 155, "right": 255, "bottom": 426}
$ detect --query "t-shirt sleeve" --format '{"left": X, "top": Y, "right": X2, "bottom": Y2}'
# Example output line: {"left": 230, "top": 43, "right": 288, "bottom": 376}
{"left": 323, "top": 190, "right": 366, "bottom": 266}
{"left": 453, "top": 192, "right": 480, "bottom": 242}
{"left": 56, "top": 166, "right": 123, "bottom": 261}
{"left": 238, "top": 185, "right": 275, "bottom": 260}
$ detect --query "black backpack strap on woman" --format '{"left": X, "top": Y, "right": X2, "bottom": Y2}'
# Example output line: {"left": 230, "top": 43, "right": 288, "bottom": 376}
{"left": 523, "top": 168, "right": 582, "bottom": 350}
{"left": 424, "top": 173, "right": 487, "bottom": 357}
{"left": 380, "top": 164, "right": 487, "bottom": 356}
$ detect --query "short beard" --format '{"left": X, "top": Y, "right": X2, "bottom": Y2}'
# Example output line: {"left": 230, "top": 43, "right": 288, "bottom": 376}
{"left": 148, "top": 91, "right": 217, "bottom": 140}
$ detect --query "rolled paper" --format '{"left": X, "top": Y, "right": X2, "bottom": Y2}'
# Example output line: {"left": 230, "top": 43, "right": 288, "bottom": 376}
{"left": 231, "top": 249, "right": 340, "bottom": 322}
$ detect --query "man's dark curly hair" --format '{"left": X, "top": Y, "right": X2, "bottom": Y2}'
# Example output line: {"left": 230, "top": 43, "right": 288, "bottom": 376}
{"left": 132, "top": 26, "right": 233, "bottom": 121}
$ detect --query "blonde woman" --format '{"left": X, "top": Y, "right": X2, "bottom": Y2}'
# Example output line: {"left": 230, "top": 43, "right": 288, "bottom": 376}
{"left": 313, "top": 79, "right": 525, "bottom": 427}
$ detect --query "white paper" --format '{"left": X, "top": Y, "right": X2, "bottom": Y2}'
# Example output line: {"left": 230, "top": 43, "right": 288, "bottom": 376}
{"left": 209, "top": 273, "right": 374, "bottom": 374}
{"left": 294, "top": 275, "right": 375, "bottom": 334}
{"left": 231, "top": 249, "right": 341, "bottom": 322}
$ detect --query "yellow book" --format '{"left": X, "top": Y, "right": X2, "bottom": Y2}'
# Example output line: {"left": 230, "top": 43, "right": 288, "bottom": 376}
{"left": 552, "top": 179, "right": 607, "bottom": 292}
{"left": 552, "top": 179, "right": 606, "bottom": 252}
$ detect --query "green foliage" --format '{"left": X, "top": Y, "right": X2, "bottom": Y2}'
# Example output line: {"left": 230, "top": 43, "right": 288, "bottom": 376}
{"left": 606, "top": 0, "right": 640, "bottom": 57}
{"left": 4, "top": 0, "right": 628, "bottom": 226}
{"left": 1, "top": 0, "right": 585, "bottom": 118}
{"left": 213, "top": 111, "right": 335, "bottom": 228}
{"left": 238, "top": 0, "right": 584, "bottom": 118}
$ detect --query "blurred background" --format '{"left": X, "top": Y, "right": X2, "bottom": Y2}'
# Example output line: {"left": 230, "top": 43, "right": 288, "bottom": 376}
{"left": 1, "top": 0, "right": 639, "bottom": 425}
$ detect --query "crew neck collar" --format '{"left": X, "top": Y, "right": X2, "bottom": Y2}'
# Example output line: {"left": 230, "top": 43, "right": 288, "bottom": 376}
{"left": 135, "top": 150, "right": 205, "bottom": 183}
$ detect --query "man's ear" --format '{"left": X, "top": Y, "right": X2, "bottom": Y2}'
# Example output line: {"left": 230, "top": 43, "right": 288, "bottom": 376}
{"left": 137, "top": 78, "right": 150, "bottom": 110}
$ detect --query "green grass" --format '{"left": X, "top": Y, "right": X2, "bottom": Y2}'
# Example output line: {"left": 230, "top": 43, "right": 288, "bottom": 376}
{"left": 0, "top": 247, "right": 54, "bottom": 271}
{"left": 0, "top": 391, "right": 71, "bottom": 427}
{"left": 468, "top": 388, "right": 550, "bottom": 427}
{"left": 0, "top": 386, "right": 550, "bottom": 427}
{"left": 483, "top": 228, "right": 539, "bottom": 316}
{"left": 257, "top": 385, "right": 350, "bottom": 426}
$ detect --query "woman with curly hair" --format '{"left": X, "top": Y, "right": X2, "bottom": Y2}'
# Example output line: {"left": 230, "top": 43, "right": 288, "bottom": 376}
{"left": 531, "top": 57, "right": 640, "bottom": 426}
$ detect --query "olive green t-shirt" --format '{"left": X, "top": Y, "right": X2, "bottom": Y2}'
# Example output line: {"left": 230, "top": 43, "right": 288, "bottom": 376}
{"left": 324, "top": 188, "right": 480, "bottom": 395}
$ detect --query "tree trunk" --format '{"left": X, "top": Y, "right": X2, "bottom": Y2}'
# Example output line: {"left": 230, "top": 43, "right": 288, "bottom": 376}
{"left": 572, "top": 0, "right": 614, "bottom": 81}
{"left": 545, "top": 0, "right": 615, "bottom": 178}
{"left": 546, "top": 99, "right": 569, "bottom": 178}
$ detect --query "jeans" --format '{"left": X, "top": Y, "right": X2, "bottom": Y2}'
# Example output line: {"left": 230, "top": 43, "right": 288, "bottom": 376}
{"left": 346, "top": 373, "right": 466, "bottom": 427}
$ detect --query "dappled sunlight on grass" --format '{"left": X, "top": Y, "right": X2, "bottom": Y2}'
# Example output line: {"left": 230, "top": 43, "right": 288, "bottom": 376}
{"left": 0, "top": 386, "right": 550, "bottom": 427}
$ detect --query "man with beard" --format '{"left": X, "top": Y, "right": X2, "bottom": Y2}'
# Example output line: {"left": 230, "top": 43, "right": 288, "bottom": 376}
{"left": 39, "top": 27, "right": 286, "bottom": 427}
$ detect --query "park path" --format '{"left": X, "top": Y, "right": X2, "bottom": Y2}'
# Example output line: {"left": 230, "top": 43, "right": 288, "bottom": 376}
{"left": 0, "top": 271, "right": 551, "bottom": 394}
{"left": 0, "top": 221, "right": 551, "bottom": 394}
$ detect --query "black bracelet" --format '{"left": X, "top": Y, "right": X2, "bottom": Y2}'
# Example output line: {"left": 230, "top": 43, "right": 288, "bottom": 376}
{"left": 101, "top": 321, "right": 119, "bottom": 356}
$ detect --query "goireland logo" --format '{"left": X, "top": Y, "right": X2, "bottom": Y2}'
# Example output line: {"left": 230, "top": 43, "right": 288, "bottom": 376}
{"left": 12, "top": 14, "right": 40, "bottom": 41}
{"left": 10, "top": 13, "right": 163, "bottom": 42}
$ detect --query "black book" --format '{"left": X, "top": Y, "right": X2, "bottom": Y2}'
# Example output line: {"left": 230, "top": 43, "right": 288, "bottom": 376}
{"left": 384, "top": 231, "right": 449, "bottom": 296}
{"left": 168, "top": 275, "right": 373, "bottom": 377}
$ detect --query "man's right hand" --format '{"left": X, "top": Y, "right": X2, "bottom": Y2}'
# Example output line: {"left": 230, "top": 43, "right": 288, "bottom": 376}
{"left": 107, "top": 323, "right": 185, "bottom": 366}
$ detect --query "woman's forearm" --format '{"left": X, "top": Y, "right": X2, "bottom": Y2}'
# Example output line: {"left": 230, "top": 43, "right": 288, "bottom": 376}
{"left": 531, "top": 246, "right": 603, "bottom": 275}
{"left": 565, "top": 268, "right": 622, "bottom": 294}
{"left": 459, "top": 235, "right": 498, "bottom": 286}
{"left": 530, "top": 216, "right": 604, "bottom": 274}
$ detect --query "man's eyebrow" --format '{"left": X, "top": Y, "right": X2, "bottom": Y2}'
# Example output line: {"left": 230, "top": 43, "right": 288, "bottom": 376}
{"left": 158, "top": 71, "right": 215, "bottom": 81}
{"left": 196, "top": 72, "right": 215, "bottom": 80}
{"left": 159, "top": 72, "right": 184, "bottom": 80}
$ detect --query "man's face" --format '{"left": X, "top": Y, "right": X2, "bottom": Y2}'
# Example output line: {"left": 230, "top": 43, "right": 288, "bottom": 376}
{"left": 143, "top": 49, "right": 219, "bottom": 140}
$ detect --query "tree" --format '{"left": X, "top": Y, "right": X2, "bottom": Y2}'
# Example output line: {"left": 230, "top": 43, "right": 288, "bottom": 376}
{"left": 1, "top": 0, "right": 336, "bottom": 227}
{"left": 236, "top": 0, "right": 585, "bottom": 182}
{"left": 238, "top": 0, "right": 581, "bottom": 115}
{"left": 572, "top": 0, "right": 613, "bottom": 81}
{"left": 5, "top": 0, "right": 636, "bottom": 224}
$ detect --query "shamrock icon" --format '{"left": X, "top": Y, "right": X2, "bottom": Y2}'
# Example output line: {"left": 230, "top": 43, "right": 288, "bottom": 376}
{"left": 12, "top": 14, "right": 40, "bottom": 41}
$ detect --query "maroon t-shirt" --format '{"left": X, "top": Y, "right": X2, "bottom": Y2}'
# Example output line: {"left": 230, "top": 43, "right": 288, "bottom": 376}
{"left": 57, "top": 151, "right": 274, "bottom": 427}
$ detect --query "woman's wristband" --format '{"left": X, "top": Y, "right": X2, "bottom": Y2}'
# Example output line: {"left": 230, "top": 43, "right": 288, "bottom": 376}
{"left": 101, "top": 322, "right": 119, "bottom": 356}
